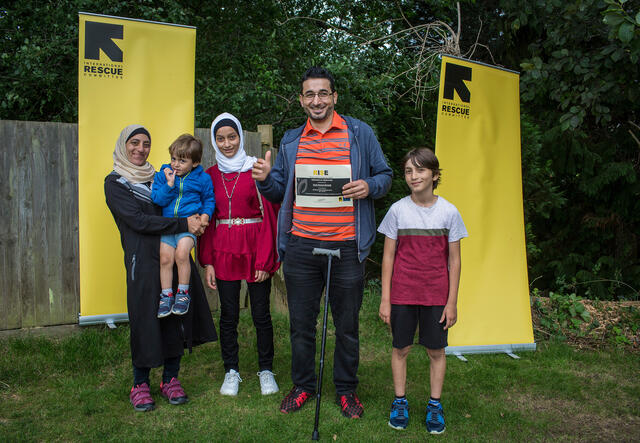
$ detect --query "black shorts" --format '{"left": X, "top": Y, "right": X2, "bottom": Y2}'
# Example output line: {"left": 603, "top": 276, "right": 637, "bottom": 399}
{"left": 390, "top": 304, "right": 448, "bottom": 350}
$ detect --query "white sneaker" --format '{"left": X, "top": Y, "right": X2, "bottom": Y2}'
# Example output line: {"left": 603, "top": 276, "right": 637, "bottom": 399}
{"left": 220, "top": 369, "right": 242, "bottom": 396}
{"left": 257, "top": 370, "right": 279, "bottom": 395}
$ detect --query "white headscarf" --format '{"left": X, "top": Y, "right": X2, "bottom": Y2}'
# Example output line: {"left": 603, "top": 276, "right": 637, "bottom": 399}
{"left": 210, "top": 112, "right": 257, "bottom": 173}
{"left": 112, "top": 124, "right": 156, "bottom": 183}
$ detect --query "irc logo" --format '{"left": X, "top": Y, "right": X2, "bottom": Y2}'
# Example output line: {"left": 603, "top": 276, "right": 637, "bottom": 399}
{"left": 443, "top": 63, "right": 471, "bottom": 102}
{"left": 85, "top": 21, "right": 123, "bottom": 61}
{"left": 441, "top": 62, "right": 471, "bottom": 119}
{"left": 83, "top": 21, "right": 124, "bottom": 79}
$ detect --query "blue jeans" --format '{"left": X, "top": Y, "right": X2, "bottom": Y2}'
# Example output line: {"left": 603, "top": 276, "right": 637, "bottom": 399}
{"left": 283, "top": 236, "right": 364, "bottom": 395}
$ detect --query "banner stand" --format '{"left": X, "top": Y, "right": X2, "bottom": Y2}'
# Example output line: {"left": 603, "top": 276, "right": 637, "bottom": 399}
{"left": 79, "top": 313, "right": 128, "bottom": 328}
{"left": 78, "top": 13, "right": 196, "bottom": 326}
{"left": 435, "top": 55, "right": 535, "bottom": 355}
{"left": 446, "top": 343, "right": 537, "bottom": 361}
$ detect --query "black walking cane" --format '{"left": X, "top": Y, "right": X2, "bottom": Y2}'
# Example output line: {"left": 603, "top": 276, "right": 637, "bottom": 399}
{"left": 311, "top": 247, "right": 341, "bottom": 441}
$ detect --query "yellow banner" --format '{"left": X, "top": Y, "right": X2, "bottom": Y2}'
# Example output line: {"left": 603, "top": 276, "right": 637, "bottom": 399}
{"left": 78, "top": 13, "right": 195, "bottom": 323}
{"left": 435, "top": 55, "right": 534, "bottom": 353}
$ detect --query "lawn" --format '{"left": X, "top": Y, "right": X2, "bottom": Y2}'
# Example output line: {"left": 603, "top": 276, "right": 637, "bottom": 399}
{"left": 1, "top": 287, "right": 639, "bottom": 441}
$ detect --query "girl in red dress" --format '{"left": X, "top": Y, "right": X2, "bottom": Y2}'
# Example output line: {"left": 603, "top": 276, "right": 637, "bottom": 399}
{"left": 198, "top": 113, "right": 280, "bottom": 397}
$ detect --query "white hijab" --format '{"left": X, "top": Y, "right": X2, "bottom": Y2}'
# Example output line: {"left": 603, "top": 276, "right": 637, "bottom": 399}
{"left": 210, "top": 112, "right": 257, "bottom": 173}
{"left": 112, "top": 124, "right": 156, "bottom": 183}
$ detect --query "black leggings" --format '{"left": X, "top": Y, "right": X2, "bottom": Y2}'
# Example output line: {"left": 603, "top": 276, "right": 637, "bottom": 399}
{"left": 133, "top": 356, "right": 181, "bottom": 387}
{"left": 217, "top": 278, "right": 274, "bottom": 372}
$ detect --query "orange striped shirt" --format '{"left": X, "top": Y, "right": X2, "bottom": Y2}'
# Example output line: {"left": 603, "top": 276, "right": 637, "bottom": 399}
{"left": 292, "top": 112, "right": 355, "bottom": 241}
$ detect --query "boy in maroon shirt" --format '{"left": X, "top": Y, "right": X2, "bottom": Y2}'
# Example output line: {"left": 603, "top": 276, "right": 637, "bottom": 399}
{"left": 378, "top": 148, "right": 467, "bottom": 433}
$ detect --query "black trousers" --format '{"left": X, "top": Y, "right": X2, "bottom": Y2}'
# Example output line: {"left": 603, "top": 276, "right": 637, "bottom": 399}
{"left": 283, "top": 236, "right": 364, "bottom": 395}
{"left": 217, "top": 278, "right": 274, "bottom": 372}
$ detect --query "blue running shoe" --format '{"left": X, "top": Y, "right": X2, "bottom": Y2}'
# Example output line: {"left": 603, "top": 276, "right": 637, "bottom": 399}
{"left": 426, "top": 401, "right": 445, "bottom": 434}
{"left": 388, "top": 397, "right": 409, "bottom": 430}
{"left": 172, "top": 289, "right": 190, "bottom": 315}
{"left": 157, "top": 293, "right": 173, "bottom": 318}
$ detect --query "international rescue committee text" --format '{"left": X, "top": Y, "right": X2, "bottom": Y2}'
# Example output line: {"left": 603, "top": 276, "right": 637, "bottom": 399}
{"left": 440, "top": 100, "right": 470, "bottom": 119}
{"left": 83, "top": 60, "right": 123, "bottom": 79}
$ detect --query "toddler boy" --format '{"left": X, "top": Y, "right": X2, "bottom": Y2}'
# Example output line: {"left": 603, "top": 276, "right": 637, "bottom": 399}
{"left": 151, "top": 134, "right": 215, "bottom": 317}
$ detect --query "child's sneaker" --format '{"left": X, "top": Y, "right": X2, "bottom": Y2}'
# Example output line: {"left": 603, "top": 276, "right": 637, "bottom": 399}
{"left": 220, "top": 369, "right": 242, "bottom": 396}
{"left": 426, "top": 401, "right": 445, "bottom": 434}
{"left": 160, "top": 377, "right": 188, "bottom": 405}
{"left": 157, "top": 293, "right": 174, "bottom": 318}
{"left": 130, "top": 383, "right": 155, "bottom": 412}
{"left": 257, "top": 370, "right": 279, "bottom": 395}
{"left": 388, "top": 397, "right": 409, "bottom": 430}
{"left": 171, "top": 289, "right": 190, "bottom": 315}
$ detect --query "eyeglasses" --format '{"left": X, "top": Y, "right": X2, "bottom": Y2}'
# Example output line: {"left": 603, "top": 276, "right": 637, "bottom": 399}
{"left": 301, "top": 90, "right": 333, "bottom": 100}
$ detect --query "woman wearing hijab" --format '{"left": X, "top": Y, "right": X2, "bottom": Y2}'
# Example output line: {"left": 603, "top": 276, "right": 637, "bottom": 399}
{"left": 104, "top": 124, "right": 217, "bottom": 412}
{"left": 198, "top": 113, "right": 280, "bottom": 397}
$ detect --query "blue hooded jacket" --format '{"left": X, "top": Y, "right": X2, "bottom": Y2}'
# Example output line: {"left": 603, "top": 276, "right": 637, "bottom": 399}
{"left": 151, "top": 164, "right": 215, "bottom": 219}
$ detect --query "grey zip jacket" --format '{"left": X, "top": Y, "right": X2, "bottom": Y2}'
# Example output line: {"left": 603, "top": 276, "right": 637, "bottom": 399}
{"left": 257, "top": 115, "right": 393, "bottom": 262}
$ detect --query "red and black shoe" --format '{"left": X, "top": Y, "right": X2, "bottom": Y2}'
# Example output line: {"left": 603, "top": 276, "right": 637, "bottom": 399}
{"left": 337, "top": 392, "right": 364, "bottom": 418}
{"left": 280, "top": 386, "right": 313, "bottom": 413}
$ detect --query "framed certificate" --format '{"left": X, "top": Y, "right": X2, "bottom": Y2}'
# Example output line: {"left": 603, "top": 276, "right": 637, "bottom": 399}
{"left": 295, "top": 164, "right": 353, "bottom": 208}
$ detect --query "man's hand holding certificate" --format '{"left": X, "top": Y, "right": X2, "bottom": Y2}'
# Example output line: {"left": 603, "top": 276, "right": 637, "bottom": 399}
{"left": 341, "top": 179, "right": 370, "bottom": 200}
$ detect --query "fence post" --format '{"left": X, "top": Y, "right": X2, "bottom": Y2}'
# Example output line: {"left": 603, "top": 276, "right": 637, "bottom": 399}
{"left": 257, "top": 125, "right": 272, "bottom": 156}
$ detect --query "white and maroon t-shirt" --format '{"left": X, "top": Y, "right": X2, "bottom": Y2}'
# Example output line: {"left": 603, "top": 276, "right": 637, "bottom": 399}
{"left": 377, "top": 195, "right": 467, "bottom": 306}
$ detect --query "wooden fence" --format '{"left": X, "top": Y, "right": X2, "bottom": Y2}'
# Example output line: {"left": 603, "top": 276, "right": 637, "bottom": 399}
{"left": 0, "top": 120, "right": 284, "bottom": 331}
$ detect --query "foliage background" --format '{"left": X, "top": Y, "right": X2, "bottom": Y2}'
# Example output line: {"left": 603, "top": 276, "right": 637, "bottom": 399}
{"left": 1, "top": 0, "right": 638, "bottom": 300}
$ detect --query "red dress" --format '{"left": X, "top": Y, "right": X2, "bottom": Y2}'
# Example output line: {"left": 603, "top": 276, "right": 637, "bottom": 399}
{"left": 198, "top": 165, "right": 280, "bottom": 282}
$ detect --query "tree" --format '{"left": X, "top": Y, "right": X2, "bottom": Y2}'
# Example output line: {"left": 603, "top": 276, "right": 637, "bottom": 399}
{"left": 467, "top": 0, "right": 640, "bottom": 298}
{"left": 1, "top": 1, "right": 195, "bottom": 122}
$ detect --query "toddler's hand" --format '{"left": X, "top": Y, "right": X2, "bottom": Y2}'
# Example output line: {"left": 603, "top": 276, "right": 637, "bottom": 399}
{"left": 164, "top": 167, "right": 176, "bottom": 187}
{"left": 187, "top": 214, "right": 205, "bottom": 236}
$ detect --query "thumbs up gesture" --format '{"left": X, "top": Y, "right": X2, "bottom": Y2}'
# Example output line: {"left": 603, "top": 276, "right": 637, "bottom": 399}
{"left": 252, "top": 150, "right": 272, "bottom": 182}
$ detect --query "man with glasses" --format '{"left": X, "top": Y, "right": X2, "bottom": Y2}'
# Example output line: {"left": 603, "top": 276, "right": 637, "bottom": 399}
{"left": 253, "top": 66, "right": 392, "bottom": 418}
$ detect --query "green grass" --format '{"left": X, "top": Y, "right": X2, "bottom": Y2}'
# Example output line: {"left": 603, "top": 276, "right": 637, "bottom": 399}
{"left": 1, "top": 291, "right": 639, "bottom": 441}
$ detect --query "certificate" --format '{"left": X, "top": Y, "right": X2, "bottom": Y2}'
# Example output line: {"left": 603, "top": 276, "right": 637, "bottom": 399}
{"left": 295, "top": 164, "right": 352, "bottom": 208}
